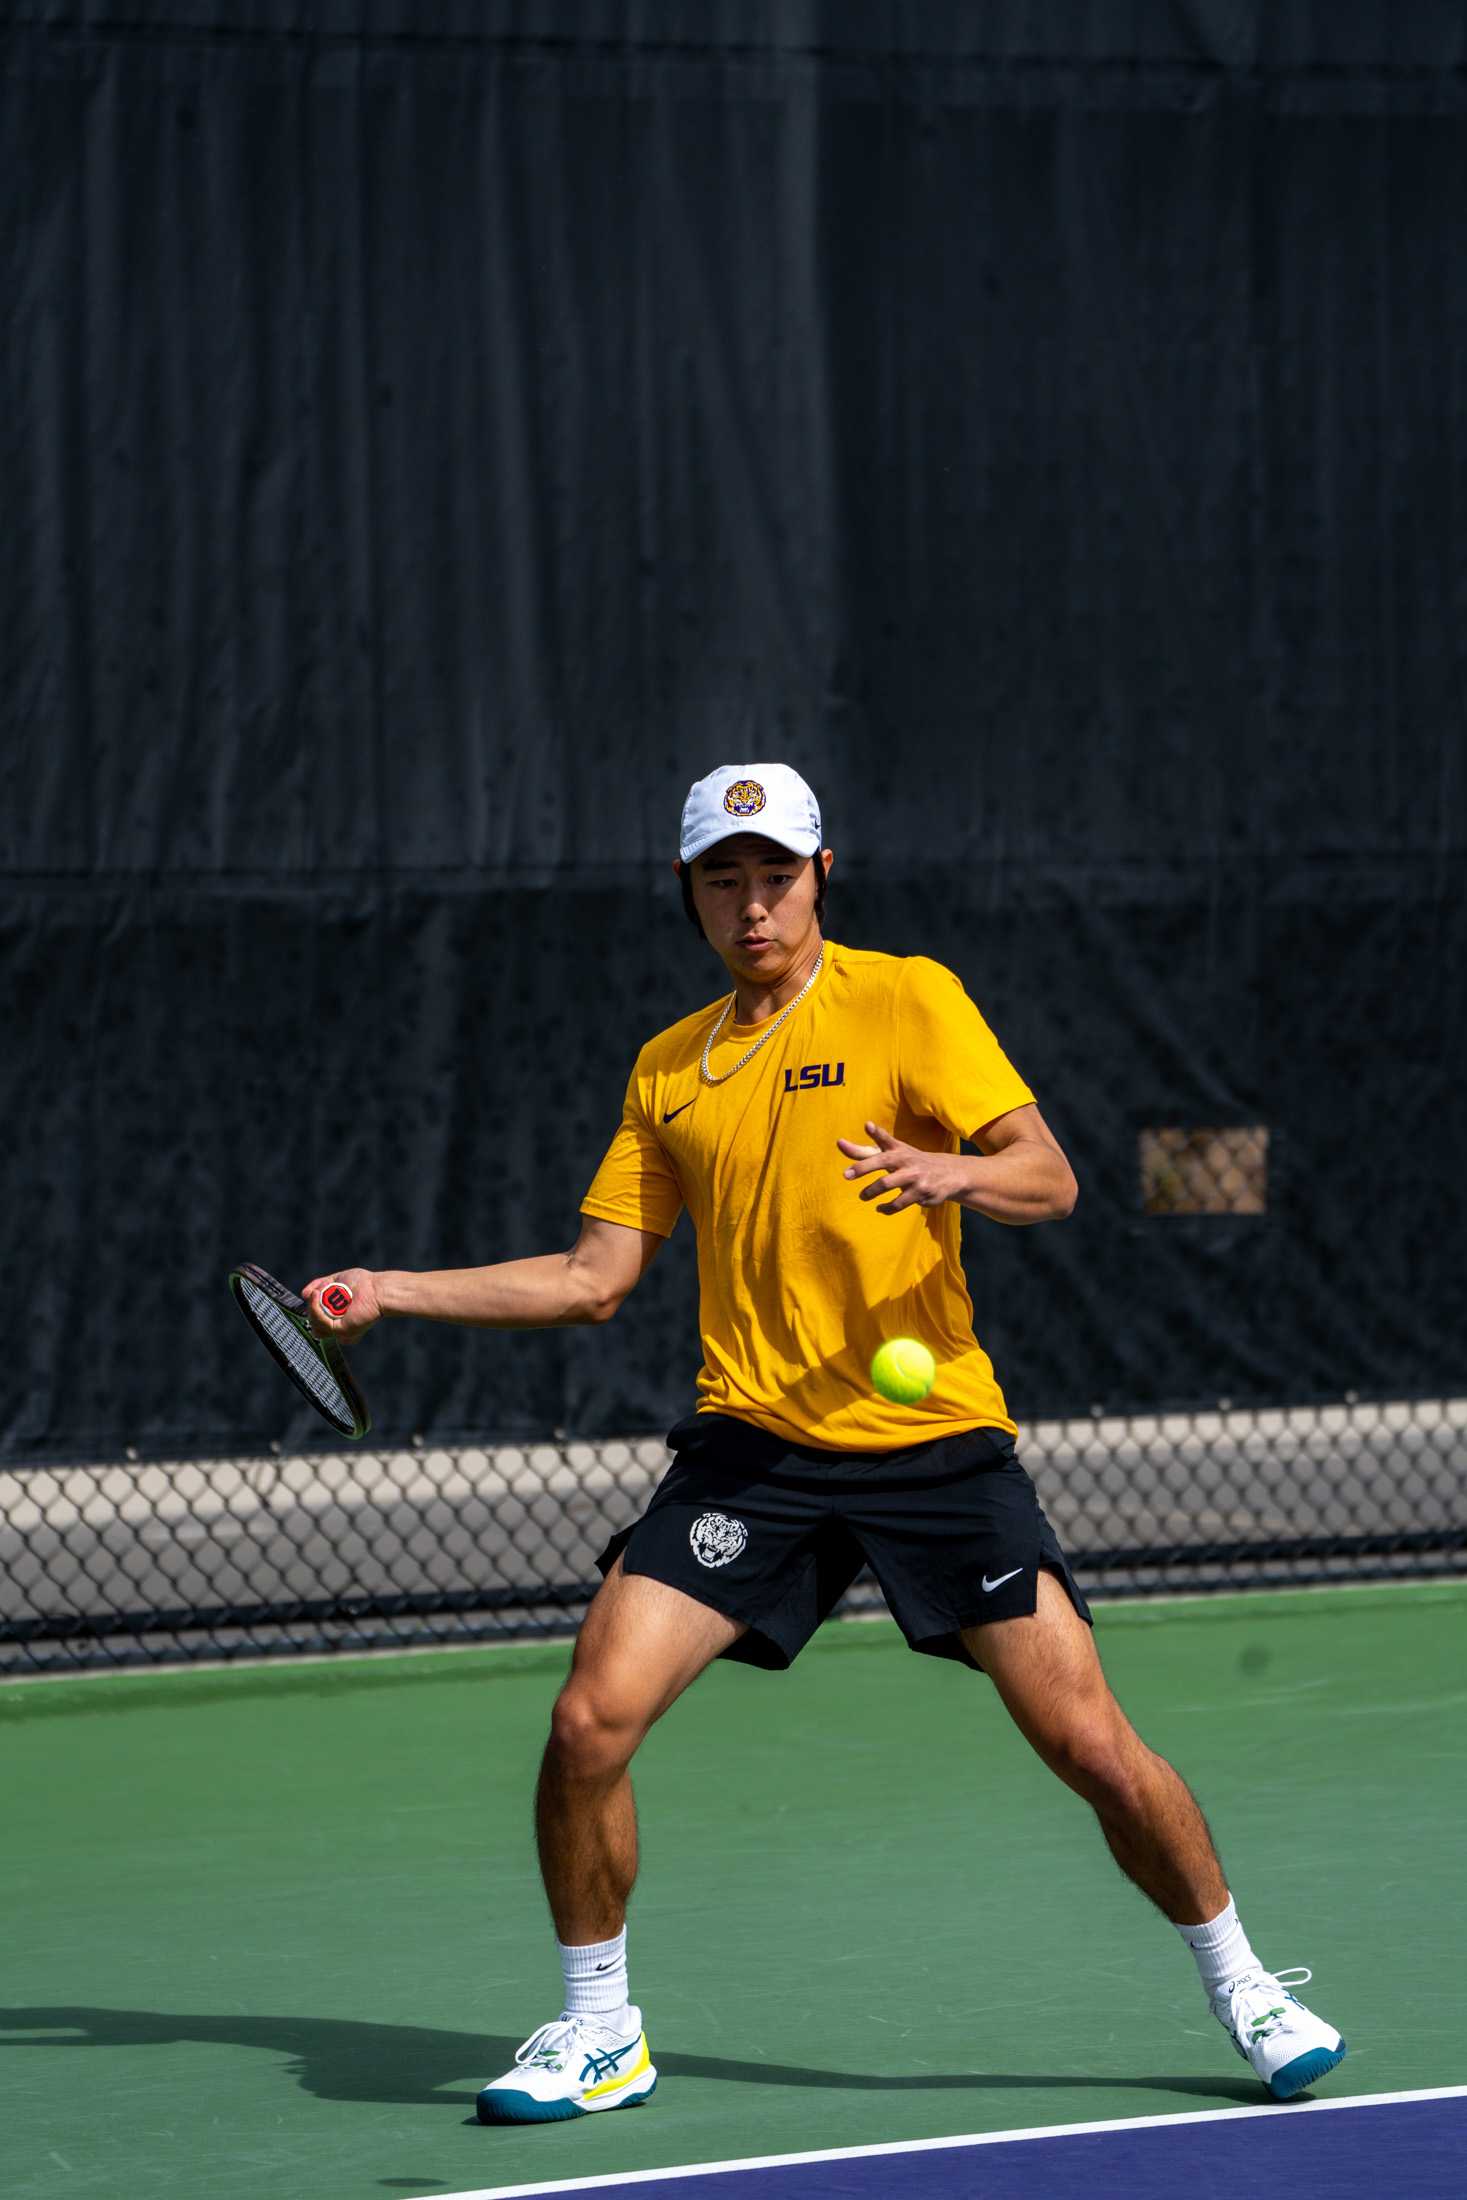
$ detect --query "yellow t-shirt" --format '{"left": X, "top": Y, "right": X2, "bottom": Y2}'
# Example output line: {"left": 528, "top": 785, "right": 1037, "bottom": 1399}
{"left": 580, "top": 941, "right": 1035, "bottom": 1452}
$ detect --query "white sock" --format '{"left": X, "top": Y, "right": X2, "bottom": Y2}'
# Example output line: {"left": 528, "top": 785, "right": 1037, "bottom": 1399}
{"left": 558, "top": 1929, "right": 633, "bottom": 2033}
{"left": 1176, "top": 1894, "right": 1260, "bottom": 1996}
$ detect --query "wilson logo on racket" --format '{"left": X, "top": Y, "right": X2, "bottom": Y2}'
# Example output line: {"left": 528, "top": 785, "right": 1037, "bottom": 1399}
{"left": 227, "top": 1264, "right": 371, "bottom": 1440}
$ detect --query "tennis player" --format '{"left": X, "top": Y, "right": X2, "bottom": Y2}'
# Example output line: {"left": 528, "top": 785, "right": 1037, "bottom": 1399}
{"left": 305, "top": 762, "right": 1345, "bottom": 2124}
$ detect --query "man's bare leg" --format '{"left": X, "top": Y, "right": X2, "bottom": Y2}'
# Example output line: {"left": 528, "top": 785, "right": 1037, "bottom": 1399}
{"left": 476, "top": 1564, "right": 743, "bottom": 2122}
{"left": 536, "top": 1557, "right": 745, "bottom": 1942}
{"left": 962, "top": 1571, "right": 1227, "bottom": 1922}
{"left": 962, "top": 1571, "right": 1347, "bottom": 2096}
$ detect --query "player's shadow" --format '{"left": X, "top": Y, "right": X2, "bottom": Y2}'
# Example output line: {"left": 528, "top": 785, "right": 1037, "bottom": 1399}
{"left": 0, "top": 2005, "right": 1263, "bottom": 2109}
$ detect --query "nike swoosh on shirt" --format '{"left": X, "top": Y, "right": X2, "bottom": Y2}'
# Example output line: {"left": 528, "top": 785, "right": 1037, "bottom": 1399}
{"left": 981, "top": 1567, "right": 1023, "bottom": 1594}
{"left": 662, "top": 1099, "right": 696, "bottom": 1122}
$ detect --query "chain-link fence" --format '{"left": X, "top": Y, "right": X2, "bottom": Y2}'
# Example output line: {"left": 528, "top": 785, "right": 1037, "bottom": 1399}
{"left": 4, "top": 1398, "right": 1463, "bottom": 1674}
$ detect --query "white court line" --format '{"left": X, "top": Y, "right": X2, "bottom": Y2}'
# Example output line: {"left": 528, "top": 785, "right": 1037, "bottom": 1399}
{"left": 413, "top": 2085, "right": 1467, "bottom": 2200}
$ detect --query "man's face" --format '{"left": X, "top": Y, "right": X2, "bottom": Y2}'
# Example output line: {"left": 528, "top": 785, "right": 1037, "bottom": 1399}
{"left": 685, "top": 835, "right": 830, "bottom": 984}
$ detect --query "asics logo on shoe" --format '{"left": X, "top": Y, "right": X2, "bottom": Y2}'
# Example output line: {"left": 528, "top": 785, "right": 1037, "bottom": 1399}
{"left": 579, "top": 2039, "right": 637, "bottom": 2084}
{"left": 982, "top": 1567, "right": 1023, "bottom": 1593}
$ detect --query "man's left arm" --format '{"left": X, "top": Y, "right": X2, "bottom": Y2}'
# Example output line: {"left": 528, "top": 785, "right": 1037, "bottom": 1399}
{"left": 837, "top": 1105, "right": 1077, "bottom": 1225}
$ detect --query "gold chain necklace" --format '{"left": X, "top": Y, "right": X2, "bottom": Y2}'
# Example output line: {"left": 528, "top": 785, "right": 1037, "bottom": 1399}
{"left": 698, "top": 946, "right": 825, "bottom": 1088}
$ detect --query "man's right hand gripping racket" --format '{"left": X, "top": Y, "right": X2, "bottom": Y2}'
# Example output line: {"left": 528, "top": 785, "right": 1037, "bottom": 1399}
{"left": 228, "top": 1264, "right": 371, "bottom": 1439}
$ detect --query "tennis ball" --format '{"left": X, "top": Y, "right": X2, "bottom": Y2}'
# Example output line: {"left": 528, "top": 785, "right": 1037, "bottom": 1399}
{"left": 870, "top": 1337, "right": 937, "bottom": 1405}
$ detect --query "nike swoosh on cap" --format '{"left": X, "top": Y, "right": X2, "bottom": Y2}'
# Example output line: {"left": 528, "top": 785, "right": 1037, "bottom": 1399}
{"left": 981, "top": 1567, "right": 1023, "bottom": 1593}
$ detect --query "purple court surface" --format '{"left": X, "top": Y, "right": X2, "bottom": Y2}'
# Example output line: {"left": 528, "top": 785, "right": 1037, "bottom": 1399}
{"left": 426, "top": 2088, "right": 1467, "bottom": 2200}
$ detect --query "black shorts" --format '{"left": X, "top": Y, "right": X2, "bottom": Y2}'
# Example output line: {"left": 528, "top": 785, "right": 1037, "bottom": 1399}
{"left": 596, "top": 1411, "right": 1092, "bottom": 1674}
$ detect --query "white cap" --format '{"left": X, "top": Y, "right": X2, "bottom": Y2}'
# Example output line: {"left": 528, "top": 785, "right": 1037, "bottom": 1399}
{"left": 678, "top": 763, "right": 823, "bottom": 864}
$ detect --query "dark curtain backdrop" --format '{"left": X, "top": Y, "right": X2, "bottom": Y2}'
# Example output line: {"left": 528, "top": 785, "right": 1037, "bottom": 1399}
{"left": 6, "top": 3, "right": 1466, "bottom": 1459}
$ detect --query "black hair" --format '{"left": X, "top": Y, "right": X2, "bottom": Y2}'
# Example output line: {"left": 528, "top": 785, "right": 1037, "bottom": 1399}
{"left": 679, "top": 851, "right": 828, "bottom": 941}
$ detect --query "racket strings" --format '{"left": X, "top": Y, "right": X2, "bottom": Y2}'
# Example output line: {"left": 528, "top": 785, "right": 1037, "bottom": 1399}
{"left": 239, "top": 1278, "right": 354, "bottom": 1428}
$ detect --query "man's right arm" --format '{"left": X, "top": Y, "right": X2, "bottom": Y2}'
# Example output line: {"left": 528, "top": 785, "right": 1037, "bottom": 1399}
{"left": 301, "top": 1216, "right": 665, "bottom": 1343}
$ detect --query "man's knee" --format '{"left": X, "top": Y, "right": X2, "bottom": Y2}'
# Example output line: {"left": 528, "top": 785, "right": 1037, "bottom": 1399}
{"left": 1038, "top": 1701, "right": 1150, "bottom": 1812}
{"left": 546, "top": 1679, "right": 647, "bottom": 1782}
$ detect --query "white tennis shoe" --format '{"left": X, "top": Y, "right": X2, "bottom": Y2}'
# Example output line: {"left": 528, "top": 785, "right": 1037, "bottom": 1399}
{"left": 475, "top": 2009, "right": 657, "bottom": 2124}
{"left": 1213, "top": 1966, "right": 1346, "bottom": 2099}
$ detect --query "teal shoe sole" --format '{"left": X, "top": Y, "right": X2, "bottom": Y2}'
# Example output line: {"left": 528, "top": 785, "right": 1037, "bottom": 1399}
{"left": 1269, "top": 2039, "right": 1347, "bottom": 2100}
{"left": 476, "top": 2088, "right": 585, "bottom": 2124}
{"left": 476, "top": 2072, "right": 658, "bottom": 2125}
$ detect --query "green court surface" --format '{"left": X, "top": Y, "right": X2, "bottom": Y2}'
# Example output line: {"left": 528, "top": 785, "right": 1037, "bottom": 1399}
{"left": 5, "top": 1583, "right": 1464, "bottom": 2200}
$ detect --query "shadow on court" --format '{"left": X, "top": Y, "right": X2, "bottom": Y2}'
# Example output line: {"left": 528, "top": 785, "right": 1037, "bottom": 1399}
{"left": 0, "top": 2005, "right": 1260, "bottom": 2110}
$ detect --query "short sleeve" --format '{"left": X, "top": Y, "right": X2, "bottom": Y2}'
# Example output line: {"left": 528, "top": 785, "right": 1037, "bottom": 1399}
{"left": 580, "top": 1065, "right": 686, "bottom": 1239}
{"left": 898, "top": 958, "right": 1035, "bottom": 1140}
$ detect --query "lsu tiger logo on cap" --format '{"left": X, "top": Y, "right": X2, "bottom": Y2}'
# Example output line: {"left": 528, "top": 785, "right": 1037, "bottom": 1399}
{"left": 722, "top": 778, "right": 767, "bottom": 819}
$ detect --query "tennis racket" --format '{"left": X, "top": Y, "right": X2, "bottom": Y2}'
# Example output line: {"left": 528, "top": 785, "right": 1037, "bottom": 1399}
{"left": 228, "top": 1263, "right": 371, "bottom": 1438}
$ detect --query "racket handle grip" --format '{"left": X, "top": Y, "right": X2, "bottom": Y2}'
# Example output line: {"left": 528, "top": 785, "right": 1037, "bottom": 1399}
{"left": 319, "top": 1283, "right": 354, "bottom": 1317}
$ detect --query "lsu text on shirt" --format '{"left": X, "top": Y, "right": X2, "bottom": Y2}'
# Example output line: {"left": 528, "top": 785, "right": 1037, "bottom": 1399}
{"left": 580, "top": 942, "right": 1035, "bottom": 1452}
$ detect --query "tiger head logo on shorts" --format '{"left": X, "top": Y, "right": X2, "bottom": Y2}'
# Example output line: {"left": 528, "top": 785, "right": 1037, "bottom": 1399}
{"left": 722, "top": 778, "right": 767, "bottom": 820}
{"left": 689, "top": 1511, "right": 749, "bottom": 1569}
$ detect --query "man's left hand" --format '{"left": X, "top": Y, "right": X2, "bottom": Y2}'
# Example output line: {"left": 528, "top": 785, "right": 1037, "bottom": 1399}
{"left": 837, "top": 1123, "right": 968, "bottom": 1214}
